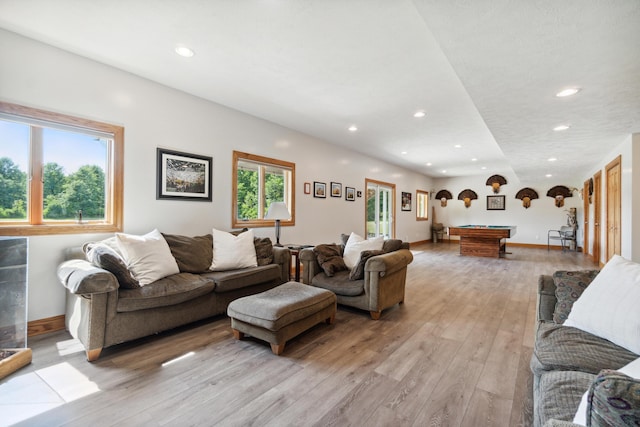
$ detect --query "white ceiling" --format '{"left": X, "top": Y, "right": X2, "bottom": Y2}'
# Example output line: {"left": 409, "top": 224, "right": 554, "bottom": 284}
{"left": 1, "top": 0, "right": 638, "bottom": 184}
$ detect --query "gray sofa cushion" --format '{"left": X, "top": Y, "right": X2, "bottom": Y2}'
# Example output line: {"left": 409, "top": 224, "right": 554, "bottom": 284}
{"left": 254, "top": 237, "right": 274, "bottom": 266}
{"left": 84, "top": 242, "right": 140, "bottom": 289}
{"left": 349, "top": 249, "right": 385, "bottom": 280}
{"left": 537, "top": 370, "right": 595, "bottom": 426}
{"left": 552, "top": 270, "right": 599, "bottom": 324}
{"left": 117, "top": 273, "right": 215, "bottom": 312}
{"left": 532, "top": 323, "right": 638, "bottom": 377}
{"left": 203, "top": 264, "right": 281, "bottom": 293}
{"left": 312, "top": 270, "right": 364, "bottom": 296}
{"left": 382, "top": 239, "right": 403, "bottom": 253}
{"left": 162, "top": 233, "right": 213, "bottom": 273}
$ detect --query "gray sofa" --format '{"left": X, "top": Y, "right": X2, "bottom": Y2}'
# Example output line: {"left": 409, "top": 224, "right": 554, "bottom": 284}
{"left": 57, "top": 233, "right": 290, "bottom": 362}
{"left": 300, "top": 238, "right": 413, "bottom": 320}
{"left": 531, "top": 271, "right": 639, "bottom": 427}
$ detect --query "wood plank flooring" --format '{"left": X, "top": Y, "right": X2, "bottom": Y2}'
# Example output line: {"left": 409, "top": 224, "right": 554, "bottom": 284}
{"left": 1, "top": 243, "right": 595, "bottom": 427}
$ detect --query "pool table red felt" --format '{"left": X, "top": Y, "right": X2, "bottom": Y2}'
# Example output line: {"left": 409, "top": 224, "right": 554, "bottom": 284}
{"left": 448, "top": 225, "right": 517, "bottom": 258}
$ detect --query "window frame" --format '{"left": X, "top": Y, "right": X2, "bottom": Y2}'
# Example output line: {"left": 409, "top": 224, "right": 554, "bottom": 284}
{"left": 416, "top": 189, "right": 429, "bottom": 221}
{"left": 0, "top": 101, "right": 124, "bottom": 236}
{"left": 232, "top": 151, "right": 295, "bottom": 229}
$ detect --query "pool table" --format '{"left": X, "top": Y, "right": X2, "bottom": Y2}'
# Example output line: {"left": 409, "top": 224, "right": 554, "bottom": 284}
{"left": 448, "top": 225, "right": 517, "bottom": 258}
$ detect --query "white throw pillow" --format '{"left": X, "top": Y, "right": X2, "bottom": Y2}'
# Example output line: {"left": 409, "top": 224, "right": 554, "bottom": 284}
{"left": 115, "top": 229, "right": 180, "bottom": 286}
{"left": 565, "top": 255, "right": 640, "bottom": 354}
{"left": 573, "top": 357, "right": 640, "bottom": 425}
{"left": 210, "top": 228, "right": 257, "bottom": 271}
{"left": 343, "top": 233, "right": 384, "bottom": 269}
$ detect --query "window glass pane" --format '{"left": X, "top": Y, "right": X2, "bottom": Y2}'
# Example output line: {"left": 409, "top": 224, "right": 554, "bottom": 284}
{"left": 265, "top": 167, "right": 285, "bottom": 212}
{"left": 237, "top": 160, "right": 259, "bottom": 221}
{"left": 42, "top": 128, "right": 108, "bottom": 221}
{"left": 0, "top": 120, "right": 29, "bottom": 221}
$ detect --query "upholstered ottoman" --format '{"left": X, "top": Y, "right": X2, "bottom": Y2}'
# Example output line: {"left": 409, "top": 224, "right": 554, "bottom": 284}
{"left": 227, "top": 281, "right": 337, "bottom": 355}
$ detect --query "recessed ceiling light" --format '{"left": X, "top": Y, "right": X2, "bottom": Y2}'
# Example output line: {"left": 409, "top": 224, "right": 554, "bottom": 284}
{"left": 546, "top": 174, "right": 553, "bottom": 178}
{"left": 413, "top": 111, "right": 426, "bottom": 118}
{"left": 556, "top": 87, "right": 581, "bottom": 97}
{"left": 548, "top": 157, "right": 557, "bottom": 162}
{"left": 481, "top": 166, "right": 487, "bottom": 170}
{"left": 454, "top": 144, "right": 462, "bottom": 148}
{"left": 471, "top": 158, "right": 477, "bottom": 162}
{"left": 401, "top": 151, "right": 407, "bottom": 155}
{"left": 348, "top": 125, "right": 358, "bottom": 132}
{"left": 553, "top": 124, "right": 571, "bottom": 131}
{"left": 426, "top": 162, "right": 432, "bottom": 166}
{"left": 175, "top": 45, "right": 195, "bottom": 57}
{"left": 442, "top": 170, "right": 447, "bottom": 173}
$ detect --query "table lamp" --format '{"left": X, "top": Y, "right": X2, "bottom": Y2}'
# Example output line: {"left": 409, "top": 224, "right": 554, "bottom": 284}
{"left": 265, "top": 202, "right": 290, "bottom": 247}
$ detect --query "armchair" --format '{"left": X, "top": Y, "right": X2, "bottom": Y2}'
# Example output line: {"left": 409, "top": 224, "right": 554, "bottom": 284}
{"left": 300, "top": 244, "right": 413, "bottom": 320}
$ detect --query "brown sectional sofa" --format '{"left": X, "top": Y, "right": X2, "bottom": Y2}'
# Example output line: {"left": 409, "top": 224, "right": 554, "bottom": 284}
{"left": 57, "top": 233, "right": 290, "bottom": 361}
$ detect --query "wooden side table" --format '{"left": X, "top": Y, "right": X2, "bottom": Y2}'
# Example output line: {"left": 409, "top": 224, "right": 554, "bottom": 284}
{"left": 284, "top": 245, "right": 313, "bottom": 282}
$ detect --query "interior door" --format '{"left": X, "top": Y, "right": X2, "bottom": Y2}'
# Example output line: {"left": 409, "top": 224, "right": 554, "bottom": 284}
{"left": 593, "top": 171, "right": 602, "bottom": 265}
{"left": 365, "top": 178, "right": 395, "bottom": 239}
{"left": 605, "top": 156, "right": 622, "bottom": 261}
{"left": 583, "top": 179, "right": 590, "bottom": 255}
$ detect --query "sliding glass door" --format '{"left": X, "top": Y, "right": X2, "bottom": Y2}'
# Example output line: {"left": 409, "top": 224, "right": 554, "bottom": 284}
{"left": 365, "top": 179, "right": 395, "bottom": 239}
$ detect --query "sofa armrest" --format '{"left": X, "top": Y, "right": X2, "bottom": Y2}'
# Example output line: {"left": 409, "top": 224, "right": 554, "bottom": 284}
{"left": 365, "top": 249, "right": 413, "bottom": 276}
{"left": 272, "top": 246, "right": 291, "bottom": 282}
{"left": 299, "top": 248, "right": 321, "bottom": 285}
{"left": 537, "top": 274, "right": 557, "bottom": 323}
{"left": 57, "top": 259, "right": 119, "bottom": 295}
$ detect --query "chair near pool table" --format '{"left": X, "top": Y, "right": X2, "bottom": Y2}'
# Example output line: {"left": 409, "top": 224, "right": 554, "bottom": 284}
{"left": 547, "top": 226, "right": 577, "bottom": 251}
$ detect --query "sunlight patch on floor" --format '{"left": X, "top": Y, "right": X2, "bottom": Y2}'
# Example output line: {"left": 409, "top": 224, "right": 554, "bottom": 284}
{"left": 0, "top": 362, "right": 100, "bottom": 426}
{"left": 56, "top": 338, "right": 85, "bottom": 356}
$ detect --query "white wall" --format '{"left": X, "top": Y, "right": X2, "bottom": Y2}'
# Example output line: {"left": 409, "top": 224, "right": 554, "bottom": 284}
{"left": 432, "top": 171, "right": 583, "bottom": 246}
{"left": 0, "top": 30, "right": 434, "bottom": 321}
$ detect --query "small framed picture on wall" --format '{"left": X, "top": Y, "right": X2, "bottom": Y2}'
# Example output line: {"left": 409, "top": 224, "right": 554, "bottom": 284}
{"left": 331, "top": 182, "right": 342, "bottom": 197}
{"left": 345, "top": 187, "right": 356, "bottom": 201}
{"left": 401, "top": 192, "right": 412, "bottom": 211}
{"left": 314, "top": 181, "right": 327, "bottom": 198}
{"left": 487, "top": 195, "right": 505, "bottom": 210}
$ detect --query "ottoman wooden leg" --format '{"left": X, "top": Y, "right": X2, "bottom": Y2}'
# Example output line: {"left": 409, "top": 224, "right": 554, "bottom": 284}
{"left": 270, "top": 342, "right": 285, "bottom": 355}
{"left": 232, "top": 329, "right": 244, "bottom": 340}
{"left": 326, "top": 313, "right": 335, "bottom": 325}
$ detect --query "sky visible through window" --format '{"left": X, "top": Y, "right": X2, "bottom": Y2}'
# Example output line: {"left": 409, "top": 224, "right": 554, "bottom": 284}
{"left": 0, "top": 120, "right": 107, "bottom": 173}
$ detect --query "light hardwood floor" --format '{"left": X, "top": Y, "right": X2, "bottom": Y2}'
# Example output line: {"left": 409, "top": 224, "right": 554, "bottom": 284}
{"left": 2, "top": 243, "right": 595, "bottom": 427}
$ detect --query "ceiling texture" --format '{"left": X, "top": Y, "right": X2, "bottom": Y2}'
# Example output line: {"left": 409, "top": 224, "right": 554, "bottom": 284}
{"left": 1, "top": 0, "right": 639, "bottom": 184}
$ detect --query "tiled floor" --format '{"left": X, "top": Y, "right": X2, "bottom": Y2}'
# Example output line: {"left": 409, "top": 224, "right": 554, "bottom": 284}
{"left": 1, "top": 340, "right": 98, "bottom": 426}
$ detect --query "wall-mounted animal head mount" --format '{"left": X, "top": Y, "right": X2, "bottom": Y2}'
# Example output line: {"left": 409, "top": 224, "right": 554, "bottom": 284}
{"left": 486, "top": 174, "right": 507, "bottom": 194}
{"left": 457, "top": 189, "right": 478, "bottom": 208}
{"left": 435, "top": 190, "right": 453, "bottom": 207}
{"left": 515, "top": 187, "right": 539, "bottom": 209}
{"left": 546, "top": 185, "right": 572, "bottom": 208}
